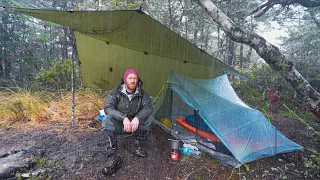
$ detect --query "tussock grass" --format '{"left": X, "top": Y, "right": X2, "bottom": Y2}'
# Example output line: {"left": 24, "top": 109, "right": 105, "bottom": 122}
{"left": 0, "top": 89, "right": 105, "bottom": 126}
{"left": 0, "top": 90, "right": 49, "bottom": 122}
{"left": 48, "top": 89, "right": 104, "bottom": 122}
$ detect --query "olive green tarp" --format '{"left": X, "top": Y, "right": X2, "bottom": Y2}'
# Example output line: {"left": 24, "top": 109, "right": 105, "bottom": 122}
{"left": 5, "top": 7, "right": 246, "bottom": 95}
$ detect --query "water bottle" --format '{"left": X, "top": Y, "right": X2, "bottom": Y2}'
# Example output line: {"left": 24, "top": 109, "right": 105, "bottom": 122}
{"left": 179, "top": 147, "right": 201, "bottom": 159}
{"left": 183, "top": 143, "right": 198, "bottom": 151}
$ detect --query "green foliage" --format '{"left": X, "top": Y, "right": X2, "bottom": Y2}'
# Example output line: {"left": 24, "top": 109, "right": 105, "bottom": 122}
{"left": 278, "top": 111, "right": 294, "bottom": 118}
{"left": 33, "top": 59, "right": 79, "bottom": 90}
{"left": 281, "top": 64, "right": 289, "bottom": 71}
{"left": 295, "top": 63, "right": 320, "bottom": 92}
{"left": 33, "top": 157, "right": 47, "bottom": 167}
{"left": 0, "top": 78, "right": 17, "bottom": 88}
{"left": 75, "top": 0, "right": 143, "bottom": 10}
{"left": 306, "top": 147, "right": 319, "bottom": 155}
{"left": 54, "top": 158, "right": 61, "bottom": 165}
{"left": 234, "top": 66, "right": 270, "bottom": 108}
{"left": 304, "top": 160, "right": 317, "bottom": 169}
{"left": 279, "top": 8, "right": 320, "bottom": 92}
{"left": 0, "top": 122, "right": 12, "bottom": 128}
{"left": 234, "top": 64, "right": 318, "bottom": 121}
{"left": 27, "top": 156, "right": 63, "bottom": 179}
{"left": 243, "top": 164, "right": 250, "bottom": 172}
{"left": 8, "top": 0, "right": 27, "bottom": 8}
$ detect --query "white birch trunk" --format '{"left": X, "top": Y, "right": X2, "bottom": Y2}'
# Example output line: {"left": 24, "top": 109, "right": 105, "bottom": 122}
{"left": 197, "top": 0, "right": 320, "bottom": 118}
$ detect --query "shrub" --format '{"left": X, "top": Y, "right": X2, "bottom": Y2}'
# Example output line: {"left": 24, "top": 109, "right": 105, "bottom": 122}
{"left": 33, "top": 59, "right": 80, "bottom": 90}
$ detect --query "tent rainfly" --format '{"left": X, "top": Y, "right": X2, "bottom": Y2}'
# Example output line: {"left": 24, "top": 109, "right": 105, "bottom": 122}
{"left": 3, "top": 7, "right": 246, "bottom": 95}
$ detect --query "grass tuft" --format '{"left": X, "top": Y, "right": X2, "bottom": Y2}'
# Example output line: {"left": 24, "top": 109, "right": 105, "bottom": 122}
{"left": 0, "top": 89, "right": 105, "bottom": 126}
{"left": 0, "top": 90, "right": 49, "bottom": 122}
{"left": 47, "top": 89, "right": 104, "bottom": 122}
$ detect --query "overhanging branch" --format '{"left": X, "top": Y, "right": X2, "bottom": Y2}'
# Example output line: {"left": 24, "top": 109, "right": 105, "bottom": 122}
{"left": 250, "top": 0, "right": 320, "bottom": 18}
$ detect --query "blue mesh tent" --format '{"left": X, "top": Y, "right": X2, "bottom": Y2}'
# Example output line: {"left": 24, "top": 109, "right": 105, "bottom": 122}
{"left": 153, "top": 71, "right": 302, "bottom": 167}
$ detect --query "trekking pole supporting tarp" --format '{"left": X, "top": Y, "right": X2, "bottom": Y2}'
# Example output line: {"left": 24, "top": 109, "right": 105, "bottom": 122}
{"left": 71, "top": 56, "right": 75, "bottom": 127}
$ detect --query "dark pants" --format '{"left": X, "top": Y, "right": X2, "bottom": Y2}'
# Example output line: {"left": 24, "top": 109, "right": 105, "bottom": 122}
{"left": 101, "top": 115, "right": 153, "bottom": 133}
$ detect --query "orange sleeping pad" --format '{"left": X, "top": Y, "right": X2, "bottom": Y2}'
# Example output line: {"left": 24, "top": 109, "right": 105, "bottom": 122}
{"left": 175, "top": 117, "right": 221, "bottom": 142}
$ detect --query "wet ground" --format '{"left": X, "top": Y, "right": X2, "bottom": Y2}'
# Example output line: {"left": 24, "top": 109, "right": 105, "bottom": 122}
{"left": 0, "top": 115, "right": 319, "bottom": 180}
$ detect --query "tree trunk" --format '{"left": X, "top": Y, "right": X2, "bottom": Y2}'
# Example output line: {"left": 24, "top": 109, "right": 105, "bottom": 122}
{"left": 1, "top": 58, "right": 4, "bottom": 77}
{"left": 227, "top": 38, "right": 235, "bottom": 66}
{"left": 184, "top": 18, "right": 188, "bottom": 39}
{"left": 217, "top": 26, "right": 221, "bottom": 56}
{"left": 197, "top": 0, "right": 320, "bottom": 118}
{"left": 200, "top": 24, "right": 205, "bottom": 49}
{"left": 50, "top": 26, "right": 54, "bottom": 60}
{"left": 168, "top": 0, "right": 173, "bottom": 29}
{"left": 205, "top": 29, "right": 209, "bottom": 50}
{"left": 44, "top": 24, "right": 49, "bottom": 69}
{"left": 246, "top": 47, "right": 253, "bottom": 64}
{"left": 63, "top": 26, "right": 68, "bottom": 59}
{"left": 240, "top": 43, "right": 244, "bottom": 68}
{"left": 2, "top": 14, "right": 10, "bottom": 78}
{"left": 4, "top": 49, "right": 11, "bottom": 78}
{"left": 0, "top": 48, "right": 3, "bottom": 77}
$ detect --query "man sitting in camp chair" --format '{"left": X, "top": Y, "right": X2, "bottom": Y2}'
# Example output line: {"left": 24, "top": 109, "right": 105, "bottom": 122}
{"left": 99, "top": 69, "right": 154, "bottom": 158}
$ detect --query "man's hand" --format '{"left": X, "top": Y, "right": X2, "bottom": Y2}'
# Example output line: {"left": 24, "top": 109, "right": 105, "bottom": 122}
{"left": 123, "top": 117, "right": 131, "bottom": 132}
{"left": 131, "top": 117, "right": 139, "bottom": 132}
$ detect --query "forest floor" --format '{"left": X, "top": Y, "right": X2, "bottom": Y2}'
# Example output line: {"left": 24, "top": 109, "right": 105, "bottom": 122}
{"left": 0, "top": 114, "right": 320, "bottom": 180}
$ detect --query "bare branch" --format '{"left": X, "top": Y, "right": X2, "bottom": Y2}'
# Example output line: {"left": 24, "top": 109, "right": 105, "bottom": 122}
{"left": 250, "top": 0, "right": 320, "bottom": 18}
{"left": 249, "top": 1, "right": 269, "bottom": 15}
{"left": 294, "top": 0, "right": 320, "bottom": 7}
{"left": 253, "top": 1, "right": 277, "bottom": 18}
{"left": 309, "top": 10, "right": 320, "bottom": 29}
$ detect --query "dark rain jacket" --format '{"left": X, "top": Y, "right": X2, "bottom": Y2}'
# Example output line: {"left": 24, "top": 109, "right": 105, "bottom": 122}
{"left": 104, "top": 79, "right": 153, "bottom": 121}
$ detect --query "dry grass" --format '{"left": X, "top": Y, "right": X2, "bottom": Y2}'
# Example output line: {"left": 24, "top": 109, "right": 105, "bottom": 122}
{"left": 0, "top": 90, "right": 49, "bottom": 123}
{"left": 48, "top": 89, "right": 104, "bottom": 121}
{"left": 0, "top": 89, "right": 105, "bottom": 127}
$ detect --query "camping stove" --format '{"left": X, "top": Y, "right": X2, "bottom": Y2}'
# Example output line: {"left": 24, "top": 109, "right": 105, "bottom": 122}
{"left": 168, "top": 139, "right": 180, "bottom": 161}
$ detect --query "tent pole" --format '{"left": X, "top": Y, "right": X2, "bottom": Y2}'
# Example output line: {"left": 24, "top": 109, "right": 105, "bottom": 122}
{"left": 194, "top": 109, "right": 199, "bottom": 139}
{"left": 170, "top": 89, "right": 173, "bottom": 122}
{"left": 71, "top": 57, "right": 75, "bottom": 127}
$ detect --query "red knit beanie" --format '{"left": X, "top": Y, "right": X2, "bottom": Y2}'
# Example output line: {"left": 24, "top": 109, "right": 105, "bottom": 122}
{"left": 123, "top": 69, "right": 139, "bottom": 82}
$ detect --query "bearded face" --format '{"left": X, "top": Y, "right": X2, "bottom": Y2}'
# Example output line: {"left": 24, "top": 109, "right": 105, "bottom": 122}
{"left": 125, "top": 73, "right": 138, "bottom": 92}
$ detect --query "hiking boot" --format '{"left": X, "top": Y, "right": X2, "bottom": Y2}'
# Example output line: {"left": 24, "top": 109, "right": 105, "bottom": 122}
{"left": 102, "top": 153, "right": 122, "bottom": 176}
{"left": 128, "top": 129, "right": 150, "bottom": 157}
{"left": 129, "top": 138, "right": 146, "bottom": 157}
{"left": 98, "top": 130, "right": 117, "bottom": 150}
